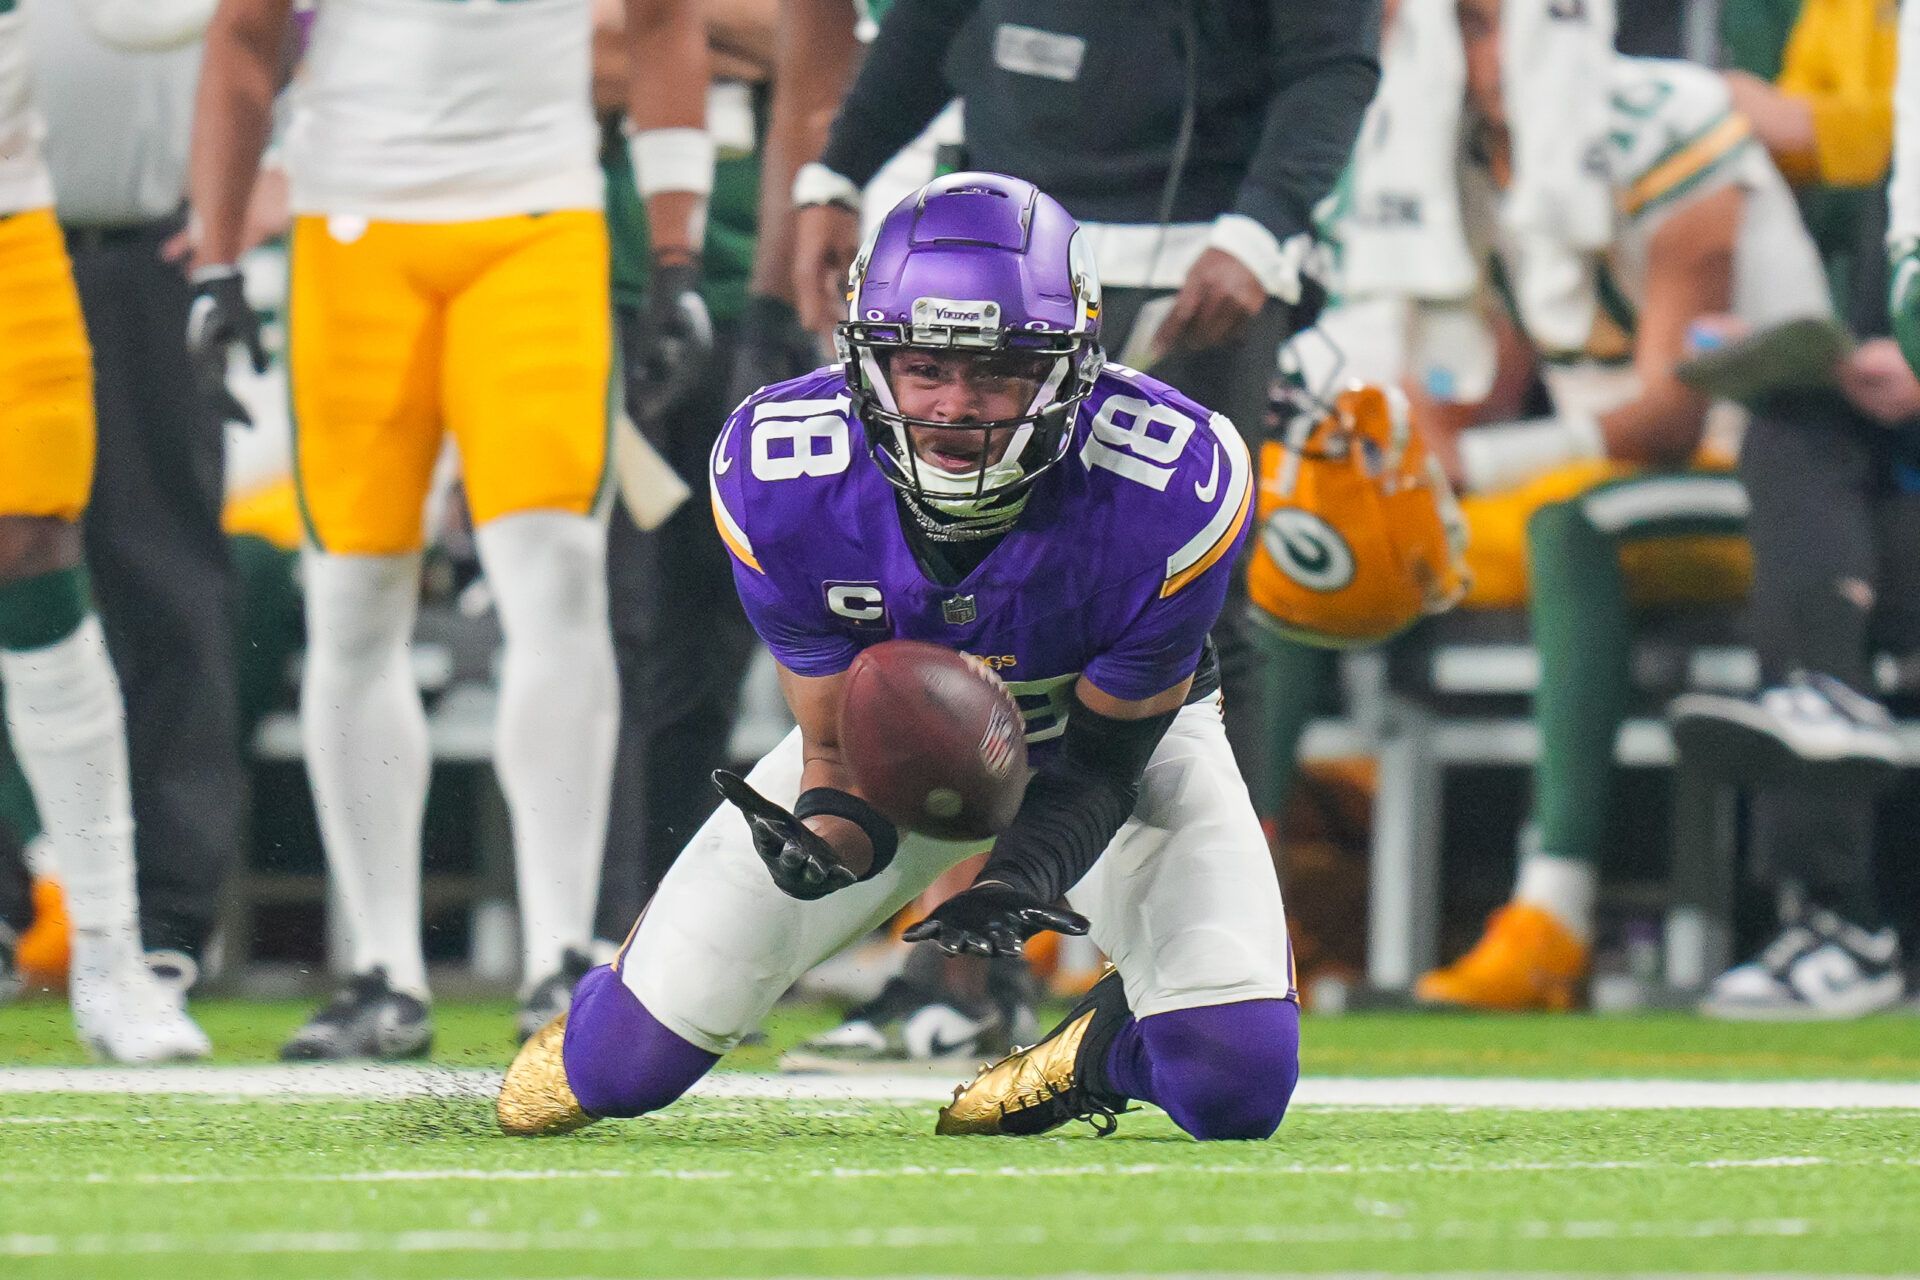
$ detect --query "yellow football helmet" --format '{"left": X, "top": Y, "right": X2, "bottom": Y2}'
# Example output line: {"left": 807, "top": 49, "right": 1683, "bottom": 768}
{"left": 1248, "top": 382, "right": 1469, "bottom": 648}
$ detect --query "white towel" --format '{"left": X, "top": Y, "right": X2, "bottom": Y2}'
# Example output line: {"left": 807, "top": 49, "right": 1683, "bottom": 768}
{"left": 1339, "top": 0, "right": 1476, "bottom": 304}
{"left": 1500, "top": 0, "right": 1617, "bottom": 353}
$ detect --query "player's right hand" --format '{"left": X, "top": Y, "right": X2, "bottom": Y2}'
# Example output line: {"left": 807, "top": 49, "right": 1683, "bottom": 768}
{"left": 711, "top": 770, "right": 858, "bottom": 901}
{"left": 792, "top": 202, "right": 861, "bottom": 338}
{"left": 185, "top": 264, "right": 268, "bottom": 427}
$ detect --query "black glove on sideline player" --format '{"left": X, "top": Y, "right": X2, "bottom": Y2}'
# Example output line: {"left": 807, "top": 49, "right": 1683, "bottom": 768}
{"left": 185, "top": 265, "right": 269, "bottom": 428}
{"left": 711, "top": 770, "right": 857, "bottom": 901}
{"left": 726, "top": 294, "right": 822, "bottom": 410}
{"left": 634, "top": 256, "right": 714, "bottom": 417}
{"left": 903, "top": 881, "right": 1090, "bottom": 957}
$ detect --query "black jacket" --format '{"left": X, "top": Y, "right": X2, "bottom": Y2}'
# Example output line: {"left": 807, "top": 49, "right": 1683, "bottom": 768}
{"left": 819, "top": 0, "right": 1381, "bottom": 248}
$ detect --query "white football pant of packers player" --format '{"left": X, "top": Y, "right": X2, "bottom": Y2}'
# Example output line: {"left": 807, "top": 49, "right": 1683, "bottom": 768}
{"left": 1336, "top": 0, "right": 1833, "bottom": 1008}
{"left": 0, "top": 0, "right": 219, "bottom": 1060}
{"left": 188, "top": 0, "right": 712, "bottom": 1055}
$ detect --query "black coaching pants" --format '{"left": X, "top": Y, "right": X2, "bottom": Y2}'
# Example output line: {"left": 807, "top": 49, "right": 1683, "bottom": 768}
{"left": 65, "top": 217, "right": 244, "bottom": 959}
{"left": 1096, "top": 287, "right": 1295, "bottom": 810}
{"left": 596, "top": 312, "right": 760, "bottom": 935}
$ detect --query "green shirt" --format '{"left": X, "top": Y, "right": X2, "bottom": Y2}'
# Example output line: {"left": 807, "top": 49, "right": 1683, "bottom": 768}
{"left": 601, "top": 110, "right": 761, "bottom": 324}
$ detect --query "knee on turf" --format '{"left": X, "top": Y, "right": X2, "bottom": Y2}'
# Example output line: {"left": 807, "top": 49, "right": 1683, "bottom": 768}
{"left": 1147, "top": 999, "right": 1300, "bottom": 1141}
{"left": 561, "top": 966, "right": 716, "bottom": 1118}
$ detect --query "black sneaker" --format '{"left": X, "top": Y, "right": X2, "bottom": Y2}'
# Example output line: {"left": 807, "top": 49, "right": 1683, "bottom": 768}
{"left": 1701, "top": 906, "right": 1905, "bottom": 1020}
{"left": 936, "top": 967, "right": 1132, "bottom": 1136}
{"left": 516, "top": 949, "right": 594, "bottom": 1043}
{"left": 781, "top": 972, "right": 1012, "bottom": 1073}
{"left": 1671, "top": 672, "right": 1902, "bottom": 787}
{"left": 281, "top": 968, "right": 434, "bottom": 1060}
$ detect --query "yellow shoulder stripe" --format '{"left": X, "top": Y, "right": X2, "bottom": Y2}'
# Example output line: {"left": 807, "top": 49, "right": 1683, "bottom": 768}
{"left": 711, "top": 487, "right": 762, "bottom": 573}
{"left": 1161, "top": 475, "right": 1252, "bottom": 599}
{"left": 1621, "top": 113, "right": 1751, "bottom": 218}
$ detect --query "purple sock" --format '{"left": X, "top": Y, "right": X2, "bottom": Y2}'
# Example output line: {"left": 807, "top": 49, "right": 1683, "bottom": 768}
{"left": 1103, "top": 998, "right": 1300, "bottom": 1140}
{"left": 562, "top": 965, "right": 719, "bottom": 1118}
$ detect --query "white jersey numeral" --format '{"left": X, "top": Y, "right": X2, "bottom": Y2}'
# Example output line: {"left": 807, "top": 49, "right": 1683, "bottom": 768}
{"left": 1080, "top": 395, "right": 1195, "bottom": 491}
{"left": 751, "top": 414, "right": 852, "bottom": 481}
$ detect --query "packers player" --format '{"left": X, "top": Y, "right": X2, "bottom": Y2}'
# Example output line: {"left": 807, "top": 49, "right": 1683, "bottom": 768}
{"left": 0, "top": 0, "right": 215, "bottom": 1060}
{"left": 187, "top": 0, "right": 710, "bottom": 1055}
{"left": 1390, "top": 0, "right": 1832, "bottom": 1008}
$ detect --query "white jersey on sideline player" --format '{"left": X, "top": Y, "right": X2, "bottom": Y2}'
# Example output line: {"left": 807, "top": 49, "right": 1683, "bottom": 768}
{"left": 285, "top": 0, "right": 599, "bottom": 221}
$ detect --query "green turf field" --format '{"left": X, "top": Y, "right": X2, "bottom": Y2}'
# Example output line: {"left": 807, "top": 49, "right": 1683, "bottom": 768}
{"left": 3, "top": 997, "right": 1919, "bottom": 1278}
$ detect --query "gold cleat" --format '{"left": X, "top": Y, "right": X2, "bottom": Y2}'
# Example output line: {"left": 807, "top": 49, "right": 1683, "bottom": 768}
{"left": 496, "top": 1012, "right": 597, "bottom": 1136}
{"left": 936, "top": 968, "right": 1130, "bottom": 1136}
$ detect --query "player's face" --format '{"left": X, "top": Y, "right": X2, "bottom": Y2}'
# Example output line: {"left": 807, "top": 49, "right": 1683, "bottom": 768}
{"left": 886, "top": 349, "right": 1049, "bottom": 475}
{"left": 1457, "top": 0, "right": 1504, "bottom": 128}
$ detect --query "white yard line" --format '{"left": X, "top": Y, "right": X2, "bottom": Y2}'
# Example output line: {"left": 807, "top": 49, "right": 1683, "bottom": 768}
{"left": 4, "top": 1154, "right": 1919, "bottom": 1189}
{"left": 0, "top": 1216, "right": 1860, "bottom": 1258}
{"left": 1, "top": 1066, "right": 1918, "bottom": 1109}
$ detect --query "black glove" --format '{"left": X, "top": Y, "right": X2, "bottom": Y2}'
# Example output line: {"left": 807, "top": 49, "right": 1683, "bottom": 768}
{"left": 726, "top": 294, "right": 823, "bottom": 410}
{"left": 711, "top": 769, "right": 857, "bottom": 901}
{"left": 902, "top": 881, "right": 1090, "bottom": 957}
{"left": 185, "top": 265, "right": 268, "bottom": 428}
{"left": 1282, "top": 271, "right": 1330, "bottom": 342}
{"left": 633, "top": 257, "right": 714, "bottom": 420}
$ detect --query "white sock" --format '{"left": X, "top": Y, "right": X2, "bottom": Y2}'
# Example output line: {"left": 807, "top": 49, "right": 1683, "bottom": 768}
{"left": 0, "top": 616, "right": 140, "bottom": 966}
{"left": 474, "top": 511, "right": 617, "bottom": 986}
{"left": 1512, "top": 841, "right": 1597, "bottom": 944}
{"left": 300, "top": 551, "right": 431, "bottom": 997}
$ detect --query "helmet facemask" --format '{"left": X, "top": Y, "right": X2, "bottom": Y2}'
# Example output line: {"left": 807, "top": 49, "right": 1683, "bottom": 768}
{"left": 843, "top": 329, "right": 1097, "bottom": 520}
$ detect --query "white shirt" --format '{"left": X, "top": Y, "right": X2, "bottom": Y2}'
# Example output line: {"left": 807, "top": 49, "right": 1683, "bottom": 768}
{"left": 0, "top": 3, "right": 54, "bottom": 214}
{"left": 1891, "top": 0, "right": 1920, "bottom": 245}
{"left": 0, "top": 0, "right": 212, "bottom": 217}
{"left": 285, "top": 0, "right": 600, "bottom": 221}
{"left": 28, "top": 0, "right": 205, "bottom": 226}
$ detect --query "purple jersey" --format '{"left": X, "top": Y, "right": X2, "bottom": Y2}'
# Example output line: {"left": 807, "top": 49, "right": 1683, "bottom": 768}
{"left": 710, "top": 362, "right": 1252, "bottom": 745}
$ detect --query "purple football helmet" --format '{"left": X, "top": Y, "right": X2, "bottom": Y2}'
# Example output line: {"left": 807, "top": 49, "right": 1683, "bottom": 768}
{"left": 839, "top": 172, "right": 1103, "bottom": 513}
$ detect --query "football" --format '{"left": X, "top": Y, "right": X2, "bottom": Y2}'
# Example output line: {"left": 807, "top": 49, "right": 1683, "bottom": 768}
{"left": 838, "top": 639, "right": 1029, "bottom": 841}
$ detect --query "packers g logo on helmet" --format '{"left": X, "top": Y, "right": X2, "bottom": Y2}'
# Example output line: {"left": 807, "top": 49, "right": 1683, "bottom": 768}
{"left": 1262, "top": 509, "right": 1356, "bottom": 593}
{"left": 1249, "top": 383, "right": 1469, "bottom": 649}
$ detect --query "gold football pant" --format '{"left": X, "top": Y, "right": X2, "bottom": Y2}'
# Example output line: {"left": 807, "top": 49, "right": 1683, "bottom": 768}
{"left": 288, "top": 211, "right": 613, "bottom": 553}
{"left": 0, "top": 208, "right": 95, "bottom": 522}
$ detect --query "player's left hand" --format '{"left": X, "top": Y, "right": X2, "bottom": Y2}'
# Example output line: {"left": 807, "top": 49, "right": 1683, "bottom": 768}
{"left": 185, "top": 264, "right": 269, "bottom": 428}
{"left": 634, "top": 255, "right": 714, "bottom": 416}
{"left": 903, "top": 881, "right": 1090, "bottom": 957}
{"left": 711, "top": 769, "right": 859, "bottom": 901}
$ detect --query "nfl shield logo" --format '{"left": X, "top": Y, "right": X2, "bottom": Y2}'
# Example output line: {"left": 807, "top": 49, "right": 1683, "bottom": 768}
{"left": 941, "top": 594, "right": 977, "bottom": 625}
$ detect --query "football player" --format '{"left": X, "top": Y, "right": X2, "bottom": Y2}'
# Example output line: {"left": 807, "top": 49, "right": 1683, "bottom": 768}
{"left": 500, "top": 173, "right": 1300, "bottom": 1141}
{"left": 0, "top": 0, "right": 216, "bottom": 1060}
{"left": 187, "top": 0, "right": 710, "bottom": 1054}
{"left": 1380, "top": 0, "right": 1839, "bottom": 1010}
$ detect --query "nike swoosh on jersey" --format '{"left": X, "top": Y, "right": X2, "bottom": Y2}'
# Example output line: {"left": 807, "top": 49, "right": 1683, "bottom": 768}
{"left": 713, "top": 421, "right": 737, "bottom": 474}
{"left": 1194, "top": 445, "right": 1221, "bottom": 502}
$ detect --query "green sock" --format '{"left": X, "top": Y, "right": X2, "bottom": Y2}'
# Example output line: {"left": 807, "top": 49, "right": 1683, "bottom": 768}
{"left": 1255, "top": 628, "right": 1339, "bottom": 826}
{"left": 0, "top": 565, "right": 90, "bottom": 653}
{"left": 0, "top": 566, "right": 90, "bottom": 850}
{"left": 1525, "top": 500, "right": 1632, "bottom": 867}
